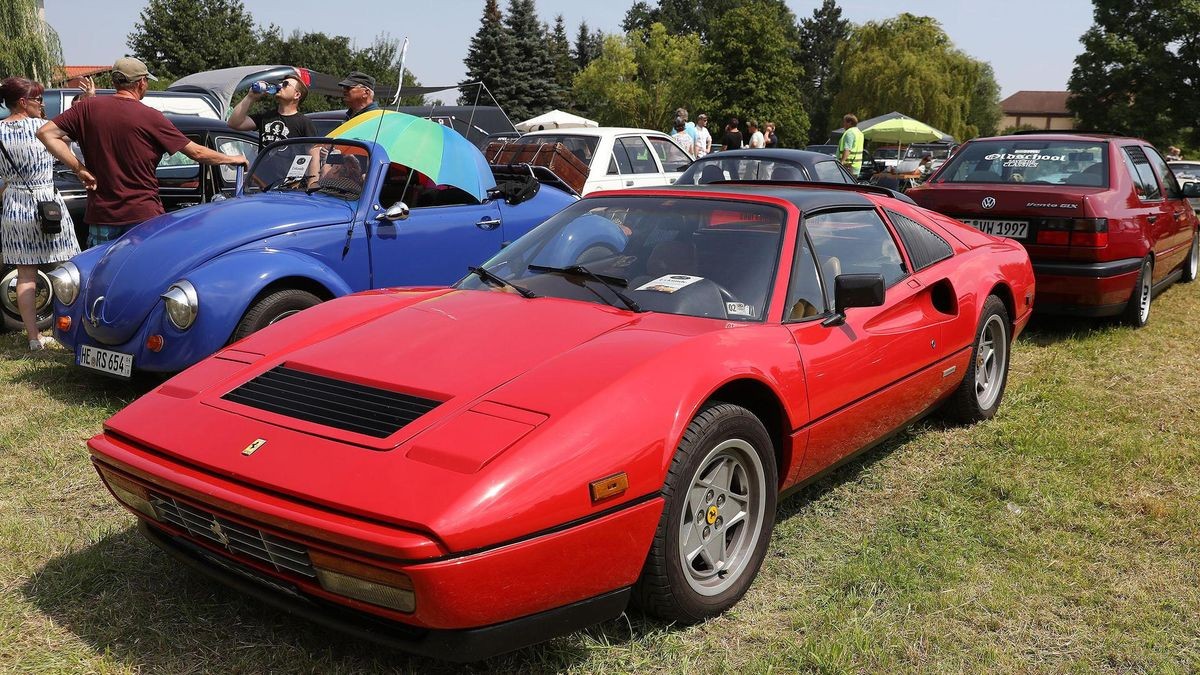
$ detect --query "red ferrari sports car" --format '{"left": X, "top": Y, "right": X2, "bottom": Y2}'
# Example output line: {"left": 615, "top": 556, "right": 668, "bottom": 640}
{"left": 88, "top": 183, "right": 1035, "bottom": 660}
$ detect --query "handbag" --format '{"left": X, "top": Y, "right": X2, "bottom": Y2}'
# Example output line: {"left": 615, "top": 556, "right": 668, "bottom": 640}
{"left": 0, "top": 135, "right": 62, "bottom": 235}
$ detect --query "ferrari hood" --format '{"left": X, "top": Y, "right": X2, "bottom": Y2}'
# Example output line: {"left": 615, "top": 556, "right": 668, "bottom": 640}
{"left": 81, "top": 194, "right": 350, "bottom": 345}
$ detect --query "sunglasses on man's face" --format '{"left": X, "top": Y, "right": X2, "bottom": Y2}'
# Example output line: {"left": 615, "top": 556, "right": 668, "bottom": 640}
{"left": 279, "top": 80, "right": 294, "bottom": 89}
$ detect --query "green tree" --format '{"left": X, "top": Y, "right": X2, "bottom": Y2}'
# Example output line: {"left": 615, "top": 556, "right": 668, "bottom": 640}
{"left": 965, "top": 62, "right": 1001, "bottom": 138}
{"left": 0, "top": 0, "right": 62, "bottom": 83}
{"left": 573, "top": 21, "right": 603, "bottom": 70}
{"left": 1068, "top": 0, "right": 1189, "bottom": 147}
{"left": 502, "top": 0, "right": 561, "bottom": 120}
{"left": 127, "top": 0, "right": 257, "bottom": 83}
{"left": 830, "top": 14, "right": 997, "bottom": 141}
{"left": 548, "top": 15, "right": 576, "bottom": 100}
{"left": 798, "top": 0, "right": 850, "bottom": 143}
{"left": 573, "top": 24, "right": 701, "bottom": 128}
{"left": 458, "top": 0, "right": 513, "bottom": 107}
{"left": 700, "top": 0, "right": 809, "bottom": 146}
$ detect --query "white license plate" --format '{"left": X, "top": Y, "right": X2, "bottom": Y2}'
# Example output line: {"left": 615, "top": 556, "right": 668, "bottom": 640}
{"left": 962, "top": 219, "right": 1028, "bottom": 240}
{"left": 79, "top": 345, "right": 133, "bottom": 377}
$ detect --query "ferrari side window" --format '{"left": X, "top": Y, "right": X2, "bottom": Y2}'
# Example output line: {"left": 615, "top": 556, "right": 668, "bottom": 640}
{"left": 785, "top": 233, "right": 825, "bottom": 321}
{"left": 804, "top": 209, "right": 908, "bottom": 306}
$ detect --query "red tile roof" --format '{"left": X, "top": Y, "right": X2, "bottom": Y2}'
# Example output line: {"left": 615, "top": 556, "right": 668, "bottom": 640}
{"left": 1001, "top": 91, "right": 1071, "bottom": 116}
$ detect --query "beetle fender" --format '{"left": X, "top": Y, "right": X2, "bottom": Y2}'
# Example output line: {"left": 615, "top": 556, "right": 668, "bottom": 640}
{"left": 181, "top": 248, "right": 354, "bottom": 345}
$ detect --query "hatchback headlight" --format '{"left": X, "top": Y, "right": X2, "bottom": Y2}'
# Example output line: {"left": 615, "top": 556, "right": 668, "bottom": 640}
{"left": 161, "top": 280, "right": 199, "bottom": 330}
{"left": 48, "top": 262, "right": 80, "bottom": 305}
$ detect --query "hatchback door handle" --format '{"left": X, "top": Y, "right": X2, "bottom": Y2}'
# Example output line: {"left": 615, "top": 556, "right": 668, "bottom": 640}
{"left": 625, "top": 180, "right": 635, "bottom": 186}
{"left": 476, "top": 217, "right": 501, "bottom": 231}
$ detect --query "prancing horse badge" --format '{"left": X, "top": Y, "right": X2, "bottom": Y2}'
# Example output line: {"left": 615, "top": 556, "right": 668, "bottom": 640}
{"left": 242, "top": 439, "right": 267, "bottom": 456}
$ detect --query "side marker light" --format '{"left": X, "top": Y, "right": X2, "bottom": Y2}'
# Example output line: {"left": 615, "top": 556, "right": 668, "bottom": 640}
{"left": 590, "top": 472, "right": 629, "bottom": 502}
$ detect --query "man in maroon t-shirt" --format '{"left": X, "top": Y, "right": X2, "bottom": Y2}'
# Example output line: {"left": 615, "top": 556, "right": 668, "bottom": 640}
{"left": 37, "top": 57, "right": 248, "bottom": 246}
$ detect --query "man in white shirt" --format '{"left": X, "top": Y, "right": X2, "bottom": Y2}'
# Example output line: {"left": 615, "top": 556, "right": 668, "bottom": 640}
{"left": 694, "top": 113, "right": 712, "bottom": 157}
{"left": 748, "top": 119, "right": 765, "bottom": 148}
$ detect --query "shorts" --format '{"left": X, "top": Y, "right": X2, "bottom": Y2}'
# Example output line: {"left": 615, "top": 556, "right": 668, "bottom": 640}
{"left": 88, "top": 224, "right": 129, "bottom": 248}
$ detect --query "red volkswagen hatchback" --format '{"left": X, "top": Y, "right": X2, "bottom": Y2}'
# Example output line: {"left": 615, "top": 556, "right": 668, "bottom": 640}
{"left": 909, "top": 133, "right": 1200, "bottom": 326}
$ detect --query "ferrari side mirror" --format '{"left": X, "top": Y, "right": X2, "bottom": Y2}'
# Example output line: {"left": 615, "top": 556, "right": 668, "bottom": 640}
{"left": 822, "top": 273, "right": 885, "bottom": 327}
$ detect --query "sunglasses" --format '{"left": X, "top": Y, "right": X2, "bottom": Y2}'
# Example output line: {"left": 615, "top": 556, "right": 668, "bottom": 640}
{"left": 22, "top": 96, "right": 43, "bottom": 104}
{"left": 279, "top": 80, "right": 294, "bottom": 89}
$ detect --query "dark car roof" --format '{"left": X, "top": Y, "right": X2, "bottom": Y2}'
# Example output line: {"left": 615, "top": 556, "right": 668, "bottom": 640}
{"left": 693, "top": 148, "right": 840, "bottom": 164}
{"left": 164, "top": 114, "right": 255, "bottom": 134}
{"left": 627, "top": 182, "right": 904, "bottom": 211}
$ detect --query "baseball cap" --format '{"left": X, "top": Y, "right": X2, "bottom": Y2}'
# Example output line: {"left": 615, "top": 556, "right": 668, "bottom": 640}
{"left": 338, "top": 71, "right": 375, "bottom": 90}
{"left": 112, "top": 56, "right": 157, "bottom": 82}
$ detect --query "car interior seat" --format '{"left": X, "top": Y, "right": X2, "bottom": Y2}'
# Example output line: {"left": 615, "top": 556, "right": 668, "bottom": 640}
{"left": 770, "top": 164, "right": 803, "bottom": 181}
{"left": 698, "top": 165, "right": 725, "bottom": 184}
{"left": 645, "top": 239, "right": 699, "bottom": 278}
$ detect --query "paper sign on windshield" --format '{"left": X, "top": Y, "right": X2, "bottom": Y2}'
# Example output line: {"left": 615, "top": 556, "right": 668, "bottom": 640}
{"left": 286, "top": 155, "right": 313, "bottom": 179}
{"left": 636, "top": 274, "right": 704, "bottom": 293}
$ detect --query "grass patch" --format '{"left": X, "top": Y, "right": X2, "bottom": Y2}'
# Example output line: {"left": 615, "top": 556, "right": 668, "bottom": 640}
{"left": 2, "top": 283, "right": 1199, "bottom": 672}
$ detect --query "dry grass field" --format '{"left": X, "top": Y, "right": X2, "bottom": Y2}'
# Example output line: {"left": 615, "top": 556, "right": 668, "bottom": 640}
{"left": 1, "top": 283, "right": 1198, "bottom": 673}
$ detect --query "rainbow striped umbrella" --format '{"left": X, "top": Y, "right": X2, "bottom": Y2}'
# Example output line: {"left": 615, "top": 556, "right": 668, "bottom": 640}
{"left": 329, "top": 110, "right": 496, "bottom": 202}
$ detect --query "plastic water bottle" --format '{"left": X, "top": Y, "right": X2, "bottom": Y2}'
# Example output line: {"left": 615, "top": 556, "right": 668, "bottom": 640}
{"left": 250, "top": 81, "right": 279, "bottom": 95}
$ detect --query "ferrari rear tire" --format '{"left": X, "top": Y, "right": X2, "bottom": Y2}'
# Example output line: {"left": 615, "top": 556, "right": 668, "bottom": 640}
{"left": 1181, "top": 231, "right": 1198, "bottom": 283}
{"left": 231, "top": 289, "right": 321, "bottom": 342}
{"left": 1, "top": 264, "right": 54, "bottom": 332}
{"left": 1120, "top": 257, "right": 1153, "bottom": 328}
{"left": 943, "top": 294, "right": 1010, "bottom": 424}
{"left": 633, "top": 402, "right": 777, "bottom": 624}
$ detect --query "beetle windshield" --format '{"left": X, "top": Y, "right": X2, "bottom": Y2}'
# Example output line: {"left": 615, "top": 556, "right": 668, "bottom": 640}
{"left": 457, "top": 196, "right": 786, "bottom": 321}
{"left": 244, "top": 140, "right": 370, "bottom": 200}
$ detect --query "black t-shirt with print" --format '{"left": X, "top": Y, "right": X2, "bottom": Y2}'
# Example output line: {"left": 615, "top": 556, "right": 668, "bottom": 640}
{"left": 250, "top": 110, "right": 317, "bottom": 148}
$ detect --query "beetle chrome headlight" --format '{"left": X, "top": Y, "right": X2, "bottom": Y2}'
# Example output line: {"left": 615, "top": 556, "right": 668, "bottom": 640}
{"left": 48, "top": 262, "right": 80, "bottom": 305}
{"left": 161, "top": 280, "right": 199, "bottom": 330}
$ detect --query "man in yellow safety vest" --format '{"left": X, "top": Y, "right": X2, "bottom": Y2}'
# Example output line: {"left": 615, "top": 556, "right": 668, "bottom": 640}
{"left": 838, "top": 114, "right": 864, "bottom": 176}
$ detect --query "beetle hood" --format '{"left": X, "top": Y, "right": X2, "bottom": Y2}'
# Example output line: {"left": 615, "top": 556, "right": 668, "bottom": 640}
{"left": 81, "top": 194, "right": 352, "bottom": 345}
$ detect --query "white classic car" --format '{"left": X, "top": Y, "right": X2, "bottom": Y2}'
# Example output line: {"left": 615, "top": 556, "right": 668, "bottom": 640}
{"left": 511, "top": 127, "right": 693, "bottom": 195}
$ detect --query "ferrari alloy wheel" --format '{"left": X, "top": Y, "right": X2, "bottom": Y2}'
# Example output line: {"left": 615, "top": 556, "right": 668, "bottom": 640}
{"left": 232, "top": 288, "right": 322, "bottom": 342}
{"left": 1120, "top": 257, "right": 1153, "bottom": 328}
{"left": 1, "top": 264, "right": 54, "bottom": 332}
{"left": 943, "top": 294, "right": 1010, "bottom": 424}
{"left": 634, "top": 402, "right": 777, "bottom": 624}
{"left": 1182, "top": 232, "right": 1198, "bottom": 283}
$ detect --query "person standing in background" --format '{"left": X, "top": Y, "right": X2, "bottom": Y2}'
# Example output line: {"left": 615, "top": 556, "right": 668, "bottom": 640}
{"left": 764, "top": 122, "right": 779, "bottom": 148}
{"left": 671, "top": 117, "right": 695, "bottom": 158}
{"left": 720, "top": 118, "right": 743, "bottom": 151}
{"left": 0, "top": 77, "right": 80, "bottom": 350}
{"left": 694, "top": 113, "right": 712, "bottom": 157}
{"left": 748, "top": 120, "right": 765, "bottom": 148}
{"left": 339, "top": 71, "right": 379, "bottom": 120}
{"left": 838, "top": 114, "right": 864, "bottom": 176}
{"left": 228, "top": 69, "right": 316, "bottom": 149}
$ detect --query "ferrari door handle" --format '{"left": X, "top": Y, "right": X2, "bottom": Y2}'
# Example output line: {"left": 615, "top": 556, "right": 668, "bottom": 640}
{"left": 476, "top": 217, "right": 501, "bottom": 231}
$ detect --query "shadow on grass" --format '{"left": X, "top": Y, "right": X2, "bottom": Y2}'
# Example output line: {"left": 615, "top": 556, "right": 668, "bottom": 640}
{"left": 20, "top": 526, "right": 654, "bottom": 673}
{"left": 1017, "top": 313, "right": 1114, "bottom": 347}
{"left": 4, "top": 347, "right": 161, "bottom": 409}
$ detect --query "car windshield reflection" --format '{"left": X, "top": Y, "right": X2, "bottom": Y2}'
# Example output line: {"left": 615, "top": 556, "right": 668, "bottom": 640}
{"left": 457, "top": 197, "right": 786, "bottom": 321}
{"left": 245, "top": 140, "right": 369, "bottom": 200}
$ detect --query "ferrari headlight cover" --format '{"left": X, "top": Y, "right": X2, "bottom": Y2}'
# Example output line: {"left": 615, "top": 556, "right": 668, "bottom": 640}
{"left": 161, "top": 280, "right": 199, "bottom": 330}
{"left": 48, "top": 262, "right": 80, "bottom": 305}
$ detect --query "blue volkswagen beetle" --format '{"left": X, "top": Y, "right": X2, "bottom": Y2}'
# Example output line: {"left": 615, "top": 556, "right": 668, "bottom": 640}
{"left": 49, "top": 136, "right": 580, "bottom": 377}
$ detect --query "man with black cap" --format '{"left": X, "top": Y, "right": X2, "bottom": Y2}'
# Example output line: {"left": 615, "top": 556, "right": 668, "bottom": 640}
{"left": 339, "top": 71, "right": 379, "bottom": 120}
{"left": 37, "top": 57, "right": 248, "bottom": 246}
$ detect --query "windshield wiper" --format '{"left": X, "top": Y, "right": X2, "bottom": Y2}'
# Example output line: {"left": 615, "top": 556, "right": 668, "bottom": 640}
{"left": 255, "top": 175, "right": 304, "bottom": 194}
{"left": 527, "top": 264, "right": 642, "bottom": 312}
{"left": 467, "top": 266, "right": 538, "bottom": 299}
{"left": 309, "top": 183, "right": 360, "bottom": 198}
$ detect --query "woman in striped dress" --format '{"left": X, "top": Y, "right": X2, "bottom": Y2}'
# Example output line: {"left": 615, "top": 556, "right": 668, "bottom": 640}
{"left": 0, "top": 77, "right": 80, "bottom": 350}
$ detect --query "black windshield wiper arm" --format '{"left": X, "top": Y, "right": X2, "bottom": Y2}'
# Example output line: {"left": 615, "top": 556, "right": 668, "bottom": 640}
{"left": 527, "top": 264, "right": 642, "bottom": 312}
{"left": 467, "top": 266, "right": 538, "bottom": 299}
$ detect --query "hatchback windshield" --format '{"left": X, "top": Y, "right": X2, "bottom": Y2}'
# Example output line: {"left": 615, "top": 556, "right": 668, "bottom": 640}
{"left": 245, "top": 140, "right": 370, "bottom": 200}
{"left": 938, "top": 139, "right": 1109, "bottom": 186}
{"left": 457, "top": 197, "right": 786, "bottom": 321}
{"left": 903, "top": 145, "right": 953, "bottom": 160}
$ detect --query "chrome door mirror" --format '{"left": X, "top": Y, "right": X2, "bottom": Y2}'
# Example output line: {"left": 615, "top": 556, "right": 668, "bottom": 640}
{"left": 381, "top": 202, "right": 410, "bottom": 222}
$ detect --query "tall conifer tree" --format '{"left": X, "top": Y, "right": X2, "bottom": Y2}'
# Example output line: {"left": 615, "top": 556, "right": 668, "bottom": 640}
{"left": 503, "top": 0, "right": 560, "bottom": 120}
{"left": 799, "top": 0, "right": 850, "bottom": 143}
{"left": 458, "top": 0, "right": 513, "bottom": 107}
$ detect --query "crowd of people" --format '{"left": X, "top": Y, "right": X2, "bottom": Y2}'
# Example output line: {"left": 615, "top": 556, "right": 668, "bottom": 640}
{"left": 668, "top": 107, "right": 780, "bottom": 159}
{"left": 1, "top": 57, "right": 385, "bottom": 352}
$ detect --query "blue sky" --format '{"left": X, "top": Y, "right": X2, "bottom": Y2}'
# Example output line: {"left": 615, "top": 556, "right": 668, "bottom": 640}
{"left": 46, "top": 0, "right": 1095, "bottom": 99}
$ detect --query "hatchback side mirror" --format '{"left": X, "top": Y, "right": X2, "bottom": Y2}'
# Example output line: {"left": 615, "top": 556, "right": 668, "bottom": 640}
{"left": 380, "top": 202, "right": 410, "bottom": 222}
{"left": 822, "top": 273, "right": 885, "bottom": 327}
{"left": 1182, "top": 181, "right": 1200, "bottom": 198}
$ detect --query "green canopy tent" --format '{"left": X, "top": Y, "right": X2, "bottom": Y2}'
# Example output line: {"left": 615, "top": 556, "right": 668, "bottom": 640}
{"left": 861, "top": 117, "right": 951, "bottom": 174}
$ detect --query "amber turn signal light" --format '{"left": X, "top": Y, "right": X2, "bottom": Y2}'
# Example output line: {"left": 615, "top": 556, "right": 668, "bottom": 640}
{"left": 589, "top": 472, "right": 629, "bottom": 502}
{"left": 146, "top": 335, "right": 164, "bottom": 352}
{"left": 56, "top": 316, "right": 71, "bottom": 331}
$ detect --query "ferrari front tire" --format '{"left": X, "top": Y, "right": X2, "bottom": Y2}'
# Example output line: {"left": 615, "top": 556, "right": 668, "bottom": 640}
{"left": 232, "top": 288, "right": 321, "bottom": 342}
{"left": 634, "top": 402, "right": 777, "bottom": 624}
{"left": 943, "top": 294, "right": 1011, "bottom": 424}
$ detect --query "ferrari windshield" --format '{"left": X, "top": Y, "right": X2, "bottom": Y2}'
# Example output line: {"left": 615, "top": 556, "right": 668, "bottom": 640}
{"left": 244, "top": 140, "right": 370, "bottom": 200}
{"left": 458, "top": 196, "right": 786, "bottom": 321}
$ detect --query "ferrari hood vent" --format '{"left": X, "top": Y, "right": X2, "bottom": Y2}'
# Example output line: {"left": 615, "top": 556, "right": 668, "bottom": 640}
{"left": 222, "top": 366, "right": 442, "bottom": 439}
